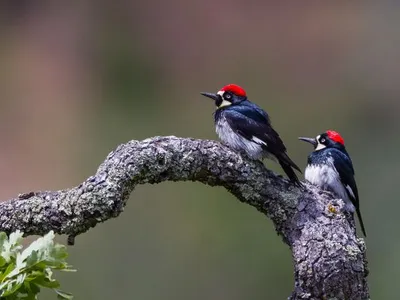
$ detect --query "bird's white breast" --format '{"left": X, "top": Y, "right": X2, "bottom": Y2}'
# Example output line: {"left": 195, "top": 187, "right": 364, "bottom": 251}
{"left": 216, "top": 116, "right": 263, "bottom": 160}
{"left": 305, "top": 160, "right": 355, "bottom": 212}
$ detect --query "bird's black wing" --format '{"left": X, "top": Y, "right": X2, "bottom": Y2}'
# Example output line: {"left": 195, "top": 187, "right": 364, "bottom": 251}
{"left": 331, "top": 151, "right": 359, "bottom": 206}
{"left": 222, "top": 107, "right": 301, "bottom": 183}
{"left": 224, "top": 107, "right": 285, "bottom": 151}
{"left": 332, "top": 150, "right": 366, "bottom": 236}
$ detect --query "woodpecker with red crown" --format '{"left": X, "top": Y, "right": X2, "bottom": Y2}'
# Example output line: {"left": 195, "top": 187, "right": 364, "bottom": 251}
{"left": 201, "top": 84, "right": 301, "bottom": 185}
{"left": 299, "top": 130, "right": 366, "bottom": 236}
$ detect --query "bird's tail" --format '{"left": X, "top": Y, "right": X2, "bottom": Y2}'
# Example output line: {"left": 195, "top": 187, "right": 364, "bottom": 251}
{"left": 356, "top": 208, "right": 367, "bottom": 237}
{"left": 278, "top": 153, "right": 302, "bottom": 186}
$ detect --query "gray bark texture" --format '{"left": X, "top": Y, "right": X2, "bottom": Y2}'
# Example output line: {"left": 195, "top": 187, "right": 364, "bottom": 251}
{"left": 0, "top": 136, "right": 369, "bottom": 299}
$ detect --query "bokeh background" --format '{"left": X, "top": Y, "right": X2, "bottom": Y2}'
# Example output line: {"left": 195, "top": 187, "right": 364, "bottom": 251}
{"left": 0, "top": 2, "right": 398, "bottom": 299}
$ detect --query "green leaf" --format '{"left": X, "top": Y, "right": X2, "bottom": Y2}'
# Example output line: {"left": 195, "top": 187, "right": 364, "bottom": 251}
{"left": 24, "top": 270, "right": 41, "bottom": 282}
{"left": 24, "top": 250, "right": 39, "bottom": 268}
{"left": 1, "top": 275, "right": 26, "bottom": 296}
{"left": 0, "top": 232, "right": 8, "bottom": 251}
{"left": 32, "top": 274, "right": 60, "bottom": 289}
{"left": 0, "top": 262, "right": 16, "bottom": 281}
{"left": 16, "top": 273, "right": 26, "bottom": 285}
{"left": 0, "top": 230, "right": 75, "bottom": 299}
{"left": 55, "top": 289, "right": 74, "bottom": 299}
{"left": 1, "top": 231, "right": 23, "bottom": 262}
{"left": 20, "top": 281, "right": 40, "bottom": 300}
{"left": 0, "top": 255, "right": 7, "bottom": 267}
{"left": 26, "top": 281, "right": 41, "bottom": 294}
{"left": 60, "top": 266, "right": 76, "bottom": 272}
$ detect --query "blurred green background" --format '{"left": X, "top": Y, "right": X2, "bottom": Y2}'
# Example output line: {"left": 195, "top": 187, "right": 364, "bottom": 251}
{"left": 0, "top": 2, "right": 398, "bottom": 299}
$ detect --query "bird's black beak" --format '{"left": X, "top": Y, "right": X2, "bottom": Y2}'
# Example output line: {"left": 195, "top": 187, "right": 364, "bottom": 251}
{"left": 298, "top": 137, "right": 317, "bottom": 147}
{"left": 200, "top": 92, "right": 219, "bottom": 101}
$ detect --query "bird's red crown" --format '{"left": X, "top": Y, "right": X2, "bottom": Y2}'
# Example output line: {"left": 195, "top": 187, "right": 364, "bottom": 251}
{"left": 326, "top": 130, "right": 345, "bottom": 145}
{"left": 220, "top": 84, "right": 247, "bottom": 97}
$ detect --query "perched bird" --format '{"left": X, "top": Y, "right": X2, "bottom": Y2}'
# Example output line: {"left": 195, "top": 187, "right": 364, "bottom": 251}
{"left": 299, "top": 130, "right": 366, "bottom": 236}
{"left": 201, "top": 84, "right": 301, "bottom": 185}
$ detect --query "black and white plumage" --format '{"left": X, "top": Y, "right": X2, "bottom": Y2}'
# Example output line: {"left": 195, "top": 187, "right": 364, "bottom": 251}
{"left": 201, "top": 84, "right": 301, "bottom": 185}
{"left": 299, "top": 130, "right": 366, "bottom": 236}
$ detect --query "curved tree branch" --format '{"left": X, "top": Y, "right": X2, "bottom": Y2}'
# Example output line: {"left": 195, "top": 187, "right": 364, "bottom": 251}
{"left": 0, "top": 136, "right": 369, "bottom": 299}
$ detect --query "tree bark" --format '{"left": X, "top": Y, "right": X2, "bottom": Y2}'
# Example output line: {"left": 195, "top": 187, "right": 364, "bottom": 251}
{"left": 0, "top": 136, "right": 369, "bottom": 299}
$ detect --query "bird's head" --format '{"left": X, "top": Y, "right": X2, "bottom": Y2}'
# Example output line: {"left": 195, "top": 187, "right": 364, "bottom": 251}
{"left": 201, "top": 84, "right": 247, "bottom": 108}
{"left": 299, "top": 130, "right": 345, "bottom": 151}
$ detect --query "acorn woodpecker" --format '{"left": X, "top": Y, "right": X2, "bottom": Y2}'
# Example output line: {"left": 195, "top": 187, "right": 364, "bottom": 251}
{"left": 299, "top": 130, "right": 366, "bottom": 236}
{"left": 201, "top": 84, "right": 301, "bottom": 185}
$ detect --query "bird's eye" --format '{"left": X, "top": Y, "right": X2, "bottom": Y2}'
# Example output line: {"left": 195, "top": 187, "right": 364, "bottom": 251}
{"left": 224, "top": 93, "right": 232, "bottom": 100}
{"left": 320, "top": 138, "right": 326, "bottom": 143}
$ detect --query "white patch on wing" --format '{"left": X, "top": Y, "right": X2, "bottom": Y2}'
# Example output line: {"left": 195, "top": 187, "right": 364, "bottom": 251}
{"left": 216, "top": 115, "right": 265, "bottom": 160}
{"left": 305, "top": 157, "right": 355, "bottom": 212}
{"left": 345, "top": 185, "right": 355, "bottom": 199}
{"left": 251, "top": 136, "right": 267, "bottom": 145}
